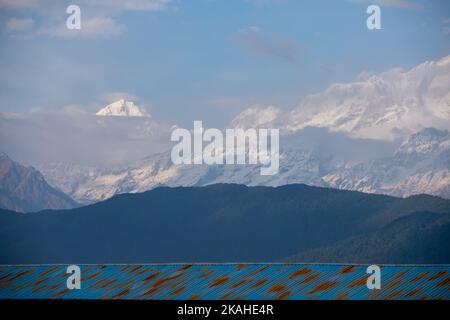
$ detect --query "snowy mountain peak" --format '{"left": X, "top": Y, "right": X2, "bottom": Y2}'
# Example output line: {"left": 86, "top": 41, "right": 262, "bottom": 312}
{"left": 275, "top": 55, "right": 450, "bottom": 140}
{"left": 96, "top": 99, "right": 150, "bottom": 117}
{"left": 437, "top": 55, "right": 450, "bottom": 67}
{"left": 396, "top": 128, "right": 450, "bottom": 156}
{"left": 230, "top": 106, "right": 281, "bottom": 129}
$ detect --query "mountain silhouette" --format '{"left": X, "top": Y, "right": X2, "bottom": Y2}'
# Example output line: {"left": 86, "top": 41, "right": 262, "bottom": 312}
{"left": 0, "top": 153, "right": 78, "bottom": 212}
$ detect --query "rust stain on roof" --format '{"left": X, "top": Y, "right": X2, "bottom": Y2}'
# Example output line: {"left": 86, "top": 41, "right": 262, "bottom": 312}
{"left": 0, "top": 264, "right": 448, "bottom": 300}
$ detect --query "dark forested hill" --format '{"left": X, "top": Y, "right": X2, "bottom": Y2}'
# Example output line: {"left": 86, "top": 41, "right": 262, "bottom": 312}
{"left": 286, "top": 211, "right": 450, "bottom": 263}
{"left": 0, "top": 184, "right": 449, "bottom": 264}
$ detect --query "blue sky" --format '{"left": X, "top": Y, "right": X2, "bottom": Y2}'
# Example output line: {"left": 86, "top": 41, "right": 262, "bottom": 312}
{"left": 1, "top": 0, "right": 450, "bottom": 127}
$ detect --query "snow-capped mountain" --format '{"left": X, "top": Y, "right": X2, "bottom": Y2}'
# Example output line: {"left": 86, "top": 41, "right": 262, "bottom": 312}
{"left": 38, "top": 153, "right": 177, "bottom": 204}
{"left": 96, "top": 99, "right": 150, "bottom": 117}
{"left": 324, "top": 128, "right": 450, "bottom": 198}
{"left": 38, "top": 128, "right": 450, "bottom": 204}
{"left": 232, "top": 55, "right": 450, "bottom": 140}
{"left": 36, "top": 56, "right": 450, "bottom": 203}
{"left": 39, "top": 147, "right": 332, "bottom": 204}
{"left": 229, "top": 106, "right": 281, "bottom": 129}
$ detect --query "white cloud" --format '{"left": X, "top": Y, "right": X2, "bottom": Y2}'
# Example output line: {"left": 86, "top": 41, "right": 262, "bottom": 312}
{"left": 84, "top": 0, "right": 170, "bottom": 12}
{"left": 289, "top": 56, "right": 450, "bottom": 140}
{"left": 1, "top": 0, "right": 170, "bottom": 37}
{"left": 0, "top": 0, "right": 36, "bottom": 9}
{"left": 0, "top": 103, "right": 173, "bottom": 167}
{"left": 356, "top": 70, "right": 372, "bottom": 81}
{"left": 6, "top": 17, "right": 34, "bottom": 31}
{"left": 349, "top": 0, "right": 422, "bottom": 10}
{"left": 0, "top": 0, "right": 170, "bottom": 12}
{"left": 39, "top": 17, "right": 125, "bottom": 38}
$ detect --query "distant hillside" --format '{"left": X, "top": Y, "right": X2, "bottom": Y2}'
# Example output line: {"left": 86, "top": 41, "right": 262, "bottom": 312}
{"left": 0, "top": 154, "right": 78, "bottom": 212}
{"left": 287, "top": 211, "right": 450, "bottom": 264}
{"left": 0, "top": 184, "right": 449, "bottom": 264}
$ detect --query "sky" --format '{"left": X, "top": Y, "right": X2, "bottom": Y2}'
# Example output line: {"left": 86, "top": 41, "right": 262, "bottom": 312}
{"left": 0, "top": 0, "right": 449, "bottom": 128}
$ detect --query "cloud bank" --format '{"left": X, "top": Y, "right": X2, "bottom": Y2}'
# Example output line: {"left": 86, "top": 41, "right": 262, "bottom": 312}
{"left": 230, "top": 55, "right": 450, "bottom": 140}
{"left": 0, "top": 104, "right": 172, "bottom": 167}
{"left": 1, "top": 0, "right": 171, "bottom": 38}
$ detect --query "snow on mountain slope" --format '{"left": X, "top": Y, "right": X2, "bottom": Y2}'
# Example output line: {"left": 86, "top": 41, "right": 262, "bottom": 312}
{"left": 38, "top": 56, "right": 450, "bottom": 203}
{"left": 96, "top": 99, "right": 150, "bottom": 117}
{"left": 324, "top": 128, "right": 450, "bottom": 198}
{"left": 231, "top": 55, "right": 450, "bottom": 140}
{"left": 229, "top": 106, "right": 281, "bottom": 129}
{"left": 38, "top": 147, "right": 332, "bottom": 204}
{"left": 38, "top": 128, "right": 450, "bottom": 203}
{"left": 291, "top": 56, "right": 450, "bottom": 140}
{"left": 395, "top": 127, "right": 450, "bottom": 158}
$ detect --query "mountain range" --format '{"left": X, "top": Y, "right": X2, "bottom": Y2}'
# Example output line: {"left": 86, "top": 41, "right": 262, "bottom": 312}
{"left": 1, "top": 56, "right": 449, "bottom": 210}
{"left": 1, "top": 183, "right": 448, "bottom": 264}
{"left": 232, "top": 55, "right": 450, "bottom": 141}
{"left": 38, "top": 127, "right": 450, "bottom": 204}
{"left": 324, "top": 127, "right": 450, "bottom": 199}
{"left": 30, "top": 55, "right": 450, "bottom": 205}
{"left": 0, "top": 153, "right": 78, "bottom": 212}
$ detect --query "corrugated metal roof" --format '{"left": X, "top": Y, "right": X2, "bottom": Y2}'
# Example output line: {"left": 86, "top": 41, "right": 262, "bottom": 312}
{"left": 0, "top": 264, "right": 448, "bottom": 300}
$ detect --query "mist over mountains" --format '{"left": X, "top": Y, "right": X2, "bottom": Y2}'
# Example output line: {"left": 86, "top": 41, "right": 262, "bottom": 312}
{"left": 0, "top": 100, "right": 172, "bottom": 167}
